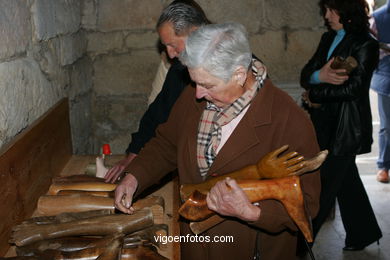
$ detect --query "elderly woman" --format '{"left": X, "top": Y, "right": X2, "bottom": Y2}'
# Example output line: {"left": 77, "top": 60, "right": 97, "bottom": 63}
{"left": 115, "top": 22, "right": 320, "bottom": 260}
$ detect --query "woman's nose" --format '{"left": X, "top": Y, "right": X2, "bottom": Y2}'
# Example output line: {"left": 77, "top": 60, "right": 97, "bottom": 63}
{"left": 325, "top": 9, "right": 330, "bottom": 19}
{"left": 196, "top": 86, "right": 207, "bottom": 99}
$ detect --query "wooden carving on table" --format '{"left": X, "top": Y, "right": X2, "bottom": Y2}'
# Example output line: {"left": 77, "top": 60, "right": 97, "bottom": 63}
{"left": 5, "top": 233, "right": 169, "bottom": 260}
{"left": 12, "top": 195, "right": 165, "bottom": 246}
{"left": 15, "top": 224, "right": 168, "bottom": 256}
{"left": 47, "top": 178, "right": 117, "bottom": 195}
{"left": 37, "top": 194, "right": 164, "bottom": 225}
{"left": 0, "top": 98, "right": 173, "bottom": 259}
{"left": 179, "top": 146, "right": 328, "bottom": 243}
{"left": 39, "top": 175, "right": 164, "bottom": 219}
{"left": 8, "top": 194, "right": 168, "bottom": 260}
{"left": 10, "top": 209, "right": 154, "bottom": 247}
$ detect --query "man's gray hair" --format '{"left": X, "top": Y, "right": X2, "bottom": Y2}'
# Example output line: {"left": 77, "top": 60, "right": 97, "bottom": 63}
{"left": 156, "top": 0, "right": 210, "bottom": 36}
{"left": 180, "top": 22, "right": 252, "bottom": 82}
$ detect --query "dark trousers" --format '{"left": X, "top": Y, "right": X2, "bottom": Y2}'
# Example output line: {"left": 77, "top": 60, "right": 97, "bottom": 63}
{"left": 312, "top": 155, "right": 382, "bottom": 247}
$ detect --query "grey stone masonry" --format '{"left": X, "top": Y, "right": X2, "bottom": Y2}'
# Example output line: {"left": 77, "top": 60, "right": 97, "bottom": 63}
{"left": 0, "top": 0, "right": 31, "bottom": 61}
{"left": 31, "top": 0, "right": 81, "bottom": 41}
{"left": 0, "top": 0, "right": 90, "bottom": 154}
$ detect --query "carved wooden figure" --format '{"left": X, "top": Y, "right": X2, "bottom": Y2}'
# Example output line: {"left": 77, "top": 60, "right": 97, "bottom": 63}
{"left": 47, "top": 181, "right": 117, "bottom": 195}
{"left": 0, "top": 257, "right": 40, "bottom": 260}
{"left": 181, "top": 148, "right": 327, "bottom": 235}
{"left": 10, "top": 209, "right": 154, "bottom": 247}
{"left": 16, "top": 236, "right": 104, "bottom": 256}
{"left": 37, "top": 192, "right": 164, "bottom": 223}
{"left": 179, "top": 176, "right": 314, "bottom": 242}
{"left": 52, "top": 175, "right": 105, "bottom": 184}
{"left": 120, "top": 244, "right": 169, "bottom": 260}
{"left": 37, "top": 194, "right": 115, "bottom": 216}
{"left": 95, "top": 234, "right": 123, "bottom": 260}
{"left": 23, "top": 209, "right": 113, "bottom": 225}
{"left": 57, "top": 190, "right": 115, "bottom": 197}
{"left": 15, "top": 224, "right": 168, "bottom": 257}
{"left": 20, "top": 233, "right": 124, "bottom": 260}
{"left": 180, "top": 147, "right": 328, "bottom": 201}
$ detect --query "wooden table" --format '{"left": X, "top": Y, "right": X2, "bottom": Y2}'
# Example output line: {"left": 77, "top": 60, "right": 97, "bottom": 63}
{"left": 59, "top": 155, "right": 181, "bottom": 260}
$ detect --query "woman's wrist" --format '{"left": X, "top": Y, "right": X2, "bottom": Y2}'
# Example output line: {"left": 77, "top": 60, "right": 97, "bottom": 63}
{"left": 242, "top": 204, "right": 261, "bottom": 222}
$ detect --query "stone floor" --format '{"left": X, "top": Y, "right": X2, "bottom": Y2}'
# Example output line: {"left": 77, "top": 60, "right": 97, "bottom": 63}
{"left": 304, "top": 90, "right": 390, "bottom": 260}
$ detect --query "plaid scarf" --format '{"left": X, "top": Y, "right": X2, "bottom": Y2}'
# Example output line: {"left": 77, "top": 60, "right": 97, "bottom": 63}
{"left": 197, "top": 58, "right": 267, "bottom": 177}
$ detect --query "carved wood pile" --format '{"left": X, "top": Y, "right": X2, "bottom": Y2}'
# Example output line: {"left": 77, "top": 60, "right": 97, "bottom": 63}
{"left": 4, "top": 175, "right": 168, "bottom": 260}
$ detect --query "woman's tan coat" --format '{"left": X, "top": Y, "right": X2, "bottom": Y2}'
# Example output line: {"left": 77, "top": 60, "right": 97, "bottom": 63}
{"left": 129, "top": 79, "right": 321, "bottom": 260}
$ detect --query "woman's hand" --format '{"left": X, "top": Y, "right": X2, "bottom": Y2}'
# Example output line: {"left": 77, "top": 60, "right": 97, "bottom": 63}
{"left": 114, "top": 174, "right": 138, "bottom": 214}
{"left": 206, "top": 177, "right": 260, "bottom": 222}
{"left": 104, "top": 153, "right": 137, "bottom": 183}
{"left": 319, "top": 57, "right": 349, "bottom": 85}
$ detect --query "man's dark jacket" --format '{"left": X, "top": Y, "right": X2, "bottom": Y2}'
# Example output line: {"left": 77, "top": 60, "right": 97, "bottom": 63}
{"left": 126, "top": 58, "right": 190, "bottom": 154}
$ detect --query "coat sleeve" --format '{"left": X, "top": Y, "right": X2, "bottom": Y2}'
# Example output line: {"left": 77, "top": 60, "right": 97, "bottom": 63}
{"left": 126, "top": 60, "right": 189, "bottom": 154}
{"left": 127, "top": 86, "right": 192, "bottom": 196}
{"left": 300, "top": 33, "right": 329, "bottom": 90}
{"left": 303, "top": 37, "right": 379, "bottom": 103}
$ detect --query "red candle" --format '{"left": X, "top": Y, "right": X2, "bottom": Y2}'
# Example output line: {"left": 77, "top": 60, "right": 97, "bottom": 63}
{"left": 102, "top": 144, "right": 111, "bottom": 155}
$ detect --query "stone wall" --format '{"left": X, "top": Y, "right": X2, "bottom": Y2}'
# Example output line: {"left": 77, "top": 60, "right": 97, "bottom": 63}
{"left": 87, "top": 0, "right": 325, "bottom": 154}
{"left": 0, "top": 0, "right": 326, "bottom": 155}
{"left": 0, "top": 0, "right": 92, "bottom": 154}
{"left": 83, "top": 0, "right": 165, "bottom": 154}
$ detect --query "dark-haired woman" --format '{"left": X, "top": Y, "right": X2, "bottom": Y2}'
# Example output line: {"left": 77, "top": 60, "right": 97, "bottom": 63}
{"left": 300, "top": 0, "right": 382, "bottom": 251}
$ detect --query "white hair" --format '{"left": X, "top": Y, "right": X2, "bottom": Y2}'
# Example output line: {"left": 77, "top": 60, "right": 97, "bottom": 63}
{"left": 180, "top": 22, "right": 252, "bottom": 82}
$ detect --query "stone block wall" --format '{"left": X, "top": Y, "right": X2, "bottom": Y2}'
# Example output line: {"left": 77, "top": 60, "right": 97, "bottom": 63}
{"left": 197, "top": 0, "right": 325, "bottom": 83}
{"left": 83, "top": 0, "right": 164, "bottom": 154}
{"left": 0, "top": 0, "right": 326, "bottom": 155}
{"left": 0, "top": 0, "right": 92, "bottom": 154}
{"left": 87, "top": 0, "right": 326, "bottom": 154}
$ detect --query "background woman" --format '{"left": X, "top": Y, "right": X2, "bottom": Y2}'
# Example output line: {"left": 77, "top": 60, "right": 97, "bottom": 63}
{"left": 301, "top": 0, "right": 382, "bottom": 251}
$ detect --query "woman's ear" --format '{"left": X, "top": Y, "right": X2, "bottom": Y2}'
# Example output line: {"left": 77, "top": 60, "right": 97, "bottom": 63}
{"left": 234, "top": 66, "right": 247, "bottom": 87}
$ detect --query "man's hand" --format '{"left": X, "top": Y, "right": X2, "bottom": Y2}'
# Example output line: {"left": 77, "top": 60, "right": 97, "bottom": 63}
{"left": 114, "top": 174, "right": 138, "bottom": 214}
{"left": 104, "top": 153, "right": 137, "bottom": 183}
{"left": 319, "top": 57, "right": 349, "bottom": 85}
{"left": 206, "top": 177, "right": 260, "bottom": 222}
